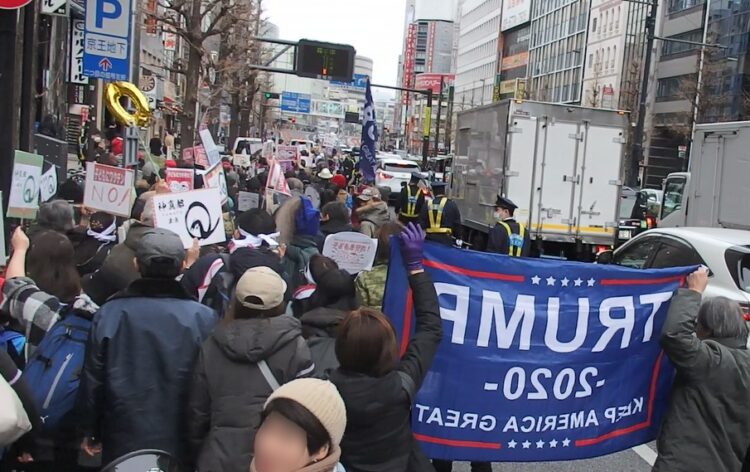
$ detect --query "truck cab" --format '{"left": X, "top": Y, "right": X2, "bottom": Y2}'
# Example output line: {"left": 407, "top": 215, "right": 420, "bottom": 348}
{"left": 658, "top": 172, "right": 690, "bottom": 228}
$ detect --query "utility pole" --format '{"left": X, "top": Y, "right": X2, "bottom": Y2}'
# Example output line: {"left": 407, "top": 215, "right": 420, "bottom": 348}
{"left": 628, "top": 0, "right": 658, "bottom": 187}
{"left": 445, "top": 85, "right": 454, "bottom": 153}
{"left": 0, "top": 10, "right": 18, "bottom": 215}
{"left": 434, "top": 76, "right": 444, "bottom": 156}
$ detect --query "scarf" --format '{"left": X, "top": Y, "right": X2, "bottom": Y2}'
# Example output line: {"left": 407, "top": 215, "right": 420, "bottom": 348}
{"left": 87, "top": 221, "right": 117, "bottom": 243}
{"left": 231, "top": 229, "right": 280, "bottom": 252}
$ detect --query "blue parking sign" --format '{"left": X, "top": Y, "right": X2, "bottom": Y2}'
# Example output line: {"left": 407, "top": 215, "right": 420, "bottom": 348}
{"left": 83, "top": 0, "right": 132, "bottom": 81}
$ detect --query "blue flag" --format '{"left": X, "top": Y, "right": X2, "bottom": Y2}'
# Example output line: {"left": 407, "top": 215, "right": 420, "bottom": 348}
{"left": 358, "top": 79, "right": 378, "bottom": 183}
{"left": 382, "top": 243, "right": 695, "bottom": 462}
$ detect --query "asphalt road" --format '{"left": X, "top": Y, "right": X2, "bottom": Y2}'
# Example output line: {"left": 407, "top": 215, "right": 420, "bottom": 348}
{"left": 453, "top": 442, "right": 656, "bottom": 471}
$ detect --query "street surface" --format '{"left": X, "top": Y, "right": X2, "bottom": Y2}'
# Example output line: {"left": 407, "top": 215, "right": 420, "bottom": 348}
{"left": 455, "top": 442, "right": 656, "bottom": 471}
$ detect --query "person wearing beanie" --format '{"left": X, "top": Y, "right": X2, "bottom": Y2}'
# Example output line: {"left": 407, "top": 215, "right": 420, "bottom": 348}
{"left": 300, "top": 267, "right": 358, "bottom": 376}
{"left": 330, "top": 173, "right": 346, "bottom": 191}
{"left": 252, "top": 378, "right": 347, "bottom": 472}
{"left": 187, "top": 267, "right": 314, "bottom": 472}
{"left": 282, "top": 197, "right": 322, "bottom": 291}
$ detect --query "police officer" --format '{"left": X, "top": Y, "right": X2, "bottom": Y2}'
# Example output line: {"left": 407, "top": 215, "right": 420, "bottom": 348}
{"left": 397, "top": 172, "right": 426, "bottom": 225}
{"left": 419, "top": 182, "right": 461, "bottom": 246}
{"left": 487, "top": 196, "right": 530, "bottom": 257}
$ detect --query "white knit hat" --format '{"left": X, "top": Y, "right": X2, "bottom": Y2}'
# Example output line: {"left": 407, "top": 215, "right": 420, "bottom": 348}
{"left": 264, "top": 378, "right": 347, "bottom": 446}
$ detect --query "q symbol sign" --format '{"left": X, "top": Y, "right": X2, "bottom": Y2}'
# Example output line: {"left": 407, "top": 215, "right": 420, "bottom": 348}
{"left": 22, "top": 175, "right": 37, "bottom": 204}
{"left": 184, "top": 201, "right": 220, "bottom": 240}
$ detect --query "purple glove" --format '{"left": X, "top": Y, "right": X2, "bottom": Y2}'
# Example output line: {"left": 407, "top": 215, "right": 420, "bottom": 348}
{"left": 400, "top": 222, "right": 426, "bottom": 272}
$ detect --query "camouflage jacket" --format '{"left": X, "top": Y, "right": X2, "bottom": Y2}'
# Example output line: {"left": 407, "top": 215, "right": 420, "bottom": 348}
{"left": 355, "top": 263, "right": 388, "bottom": 311}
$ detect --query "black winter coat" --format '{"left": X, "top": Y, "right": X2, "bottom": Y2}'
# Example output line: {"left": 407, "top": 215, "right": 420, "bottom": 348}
{"left": 77, "top": 278, "right": 217, "bottom": 465}
{"left": 186, "top": 315, "right": 314, "bottom": 472}
{"left": 300, "top": 304, "right": 347, "bottom": 376}
{"left": 329, "top": 272, "right": 442, "bottom": 472}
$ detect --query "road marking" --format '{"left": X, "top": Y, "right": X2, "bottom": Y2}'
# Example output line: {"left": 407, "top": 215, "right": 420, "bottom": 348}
{"left": 632, "top": 444, "right": 657, "bottom": 466}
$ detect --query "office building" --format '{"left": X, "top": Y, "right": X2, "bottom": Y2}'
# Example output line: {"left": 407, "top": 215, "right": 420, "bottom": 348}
{"left": 581, "top": 0, "right": 628, "bottom": 108}
{"left": 495, "top": 0, "right": 531, "bottom": 101}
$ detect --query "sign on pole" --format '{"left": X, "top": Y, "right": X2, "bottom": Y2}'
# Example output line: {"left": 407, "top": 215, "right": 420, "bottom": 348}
{"left": 83, "top": 162, "right": 135, "bottom": 217}
{"left": 237, "top": 191, "right": 260, "bottom": 212}
{"left": 39, "top": 166, "right": 58, "bottom": 202}
{"left": 83, "top": 0, "right": 132, "bottom": 81}
{"left": 202, "top": 161, "right": 228, "bottom": 204}
{"left": 7, "top": 151, "right": 43, "bottom": 219}
{"left": 199, "top": 129, "right": 221, "bottom": 167}
{"left": 42, "top": 0, "right": 68, "bottom": 15}
{"left": 322, "top": 231, "right": 378, "bottom": 274}
{"left": 68, "top": 20, "right": 89, "bottom": 85}
{"left": 152, "top": 188, "right": 225, "bottom": 248}
{"left": 165, "top": 168, "right": 194, "bottom": 193}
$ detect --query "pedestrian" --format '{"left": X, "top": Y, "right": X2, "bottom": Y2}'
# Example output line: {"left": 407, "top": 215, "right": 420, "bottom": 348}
{"left": 251, "top": 378, "right": 347, "bottom": 472}
{"left": 654, "top": 267, "right": 750, "bottom": 472}
{"left": 487, "top": 196, "right": 530, "bottom": 257}
{"left": 28, "top": 200, "right": 75, "bottom": 238}
{"left": 419, "top": 181, "right": 462, "bottom": 247}
{"left": 149, "top": 137, "right": 163, "bottom": 157}
{"left": 68, "top": 210, "right": 117, "bottom": 277}
{"left": 164, "top": 129, "right": 175, "bottom": 157}
{"left": 282, "top": 197, "right": 322, "bottom": 291}
{"left": 355, "top": 187, "right": 390, "bottom": 238}
{"left": 329, "top": 223, "right": 442, "bottom": 471}
{"left": 78, "top": 228, "right": 216, "bottom": 465}
{"left": 354, "top": 221, "right": 403, "bottom": 310}
{"left": 187, "top": 267, "right": 314, "bottom": 472}
{"left": 320, "top": 202, "right": 352, "bottom": 244}
{"left": 300, "top": 267, "right": 357, "bottom": 376}
{"left": 397, "top": 173, "right": 426, "bottom": 225}
{"left": 330, "top": 174, "right": 347, "bottom": 192}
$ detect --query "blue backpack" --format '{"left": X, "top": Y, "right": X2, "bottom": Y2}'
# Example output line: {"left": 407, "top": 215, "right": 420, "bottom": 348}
{"left": 21, "top": 311, "right": 91, "bottom": 432}
{"left": 0, "top": 328, "right": 25, "bottom": 360}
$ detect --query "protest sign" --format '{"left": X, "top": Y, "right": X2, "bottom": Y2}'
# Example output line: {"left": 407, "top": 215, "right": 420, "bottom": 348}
{"left": 194, "top": 145, "right": 210, "bottom": 168}
{"left": 199, "top": 129, "right": 221, "bottom": 167}
{"left": 238, "top": 191, "right": 260, "bottom": 211}
{"left": 382, "top": 244, "right": 693, "bottom": 462}
{"left": 7, "top": 151, "right": 43, "bottom": 219}
{"left": 182, "top": 146, "right": 195, "bottom": 165}
{"left": 202, "top": 161, "right": 228, "bottom": 204}
{"left": 322, "top": 231, "right": 378, "bottom": 273}
{"left": 152, "top": 187, "right": 225, "bottom": 248}
{"left": 39, "top": 165, "right": 58, "bottom": 202}
{"left": 165, "top": 168, "right": 194, "bottom": 193}
{"left": 233, "top": 152, "right": 251, "bottom": 168}
{"left": 277, "top": 145, "right": 298, "bottom": 161}
{"left": 277, "top": 160, "right": 295, "bottom": 173}
{"left": 83, "top": 162, "right": 135, "bottom": 217}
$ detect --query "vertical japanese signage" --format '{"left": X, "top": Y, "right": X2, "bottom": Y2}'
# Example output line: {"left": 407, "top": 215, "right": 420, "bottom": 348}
{"left": 426, "top": 22, "right": 436, "bottom": 71}
{"left": 68, "top": 20, "right": 89, "bottom": 85}
{"left": 402, "top": 22, "right": 416, "bottom": 106}
{"left": 144, "top": 0, "right": 157, "bottom": 34}
{"left": 83, "top": 0, "right": 132, "bottom": 81}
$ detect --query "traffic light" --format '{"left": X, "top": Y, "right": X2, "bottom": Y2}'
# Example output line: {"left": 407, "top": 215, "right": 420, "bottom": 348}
{"left": 263, "top": 92, "right": 280, "bottom": 100}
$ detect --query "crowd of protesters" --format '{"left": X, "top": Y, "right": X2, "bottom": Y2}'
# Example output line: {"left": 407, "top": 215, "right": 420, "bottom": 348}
{"left": 1, "top": 141, "right": 750, "bottom": 472}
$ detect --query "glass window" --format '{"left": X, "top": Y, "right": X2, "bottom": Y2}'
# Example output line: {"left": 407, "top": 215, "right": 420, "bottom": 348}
{"left": 592, "top": 17, "right": 597, "bottom": 32}
{"left": 657, "top": 75, "right": 694, "bottom": 100}
{"left": 661, "top": 177, "right": 686, "bottom": 219}
{"left": 614, "top": 237, "right": 660, "bottom": 269}
{"left": 669, "top": 0, "right": 705, "bottom": 13}
{"left": 662, "top": 29, "right": 703, "bottom": 56}
{"left": 650, "top": 240, "right": 704, "bottom": 269}
{"left": 725, "top": 247, "right": 750, "bottom": 294}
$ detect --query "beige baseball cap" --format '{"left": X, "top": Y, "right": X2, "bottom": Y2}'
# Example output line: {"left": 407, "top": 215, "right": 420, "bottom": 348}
{"left": 235, "top": 266, "right": 287, "bottom": 310}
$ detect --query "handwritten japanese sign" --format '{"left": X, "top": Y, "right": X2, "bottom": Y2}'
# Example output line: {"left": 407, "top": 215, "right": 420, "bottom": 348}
{"left": 322, "top": 231, "right": 378, "bottom": 274}
{"left": 152, "top": 188, "right": 225, "bottom": 248}
{"left": 83, "top": 162, "right": 135, "bottom": 217}
{"left": 7, "top": 151, "right": 43, "bottom": 219}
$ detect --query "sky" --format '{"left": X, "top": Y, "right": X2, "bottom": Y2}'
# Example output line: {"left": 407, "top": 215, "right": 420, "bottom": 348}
{"left": 264, "top": 0, "right": 407, "bottom": 99}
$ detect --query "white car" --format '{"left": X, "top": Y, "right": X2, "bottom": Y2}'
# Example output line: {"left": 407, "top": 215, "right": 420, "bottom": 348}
{"left": 599, "top": 227, "right": 750, "bottom": 316}
{"left": 375, "top": 158, "right": 423, "bottom": 205}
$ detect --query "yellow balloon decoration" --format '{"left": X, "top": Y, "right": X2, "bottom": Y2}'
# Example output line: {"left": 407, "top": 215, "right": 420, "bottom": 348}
{"left": 104, "top": 81, "right": 151, "bottom": 127}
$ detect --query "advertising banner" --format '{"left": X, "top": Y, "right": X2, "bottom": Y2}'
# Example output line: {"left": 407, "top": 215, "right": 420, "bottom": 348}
{"left": 501, "top": 0, "right": 531, "bottom": 31}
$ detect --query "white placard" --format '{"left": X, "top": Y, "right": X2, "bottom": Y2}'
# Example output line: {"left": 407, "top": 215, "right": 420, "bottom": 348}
{"left": 164, "top": 168, "right": 194, "bottom": 193}
{"left": 83, "top": 162, "right": 135, "bottom": 217}
{"left": 7, "top": 151, "right": 43, "bottom": 219}
{"left": 202, "top": 161, "right": 228, "bottom": 204}
{"left": 152, "top": 188, "right": 226, "bottom": 248}
{"left": 322, "top": 231, "right": 378, "bottom": 274}
{"left": 39, "top": 166, "right": 58, "bottom": 202}
{"left": 199, "top": 129, "right": 221, "bottom": 167}
{"left": 238, "top": 191, "right": 260, "bottom": 211}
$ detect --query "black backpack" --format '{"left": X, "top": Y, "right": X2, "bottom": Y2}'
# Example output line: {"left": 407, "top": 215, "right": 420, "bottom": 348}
{"left": 201, "top": 255, "right": 235, "bottom": 318}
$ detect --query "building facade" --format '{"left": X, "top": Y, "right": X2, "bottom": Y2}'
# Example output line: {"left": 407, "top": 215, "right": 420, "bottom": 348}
{"left": 527, "top": 0, "right": 589, "bottom": 103}
{"left": 495, "top": 0, "right": 531, "bottom": 102}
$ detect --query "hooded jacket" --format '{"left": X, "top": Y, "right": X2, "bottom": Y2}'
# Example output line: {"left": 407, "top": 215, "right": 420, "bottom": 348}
{"left": 356, "top": 202, "right": 390, "bottom": 238}
{"left": 187, "top": 316, "right": 314, "bottom": 472}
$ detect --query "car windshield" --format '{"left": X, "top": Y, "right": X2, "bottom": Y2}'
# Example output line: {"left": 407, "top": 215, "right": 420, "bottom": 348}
{"left": 384, "top": 163, "right": 419, "bottom": 173}
{"left": 725, "top": 246, "right": 750, "bottom": 294}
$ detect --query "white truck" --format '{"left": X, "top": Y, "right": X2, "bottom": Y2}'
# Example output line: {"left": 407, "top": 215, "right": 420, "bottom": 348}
{"left": 449, "top": 100, "right": 629, "bottom": 261}
{"left": 659, "top": 121, "right": 750, "bottom": 230}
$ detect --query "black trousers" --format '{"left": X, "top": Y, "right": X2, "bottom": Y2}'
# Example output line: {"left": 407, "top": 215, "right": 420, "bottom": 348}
{"left": 432, "top": 459, "right": 492, "bottom": 472}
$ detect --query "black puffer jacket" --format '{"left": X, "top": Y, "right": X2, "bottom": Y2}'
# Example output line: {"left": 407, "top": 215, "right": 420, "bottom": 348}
{"left": 329, "top": 272, "right": 442, "bottom": 472}
{"left": 186, "top": 315, "right": 314, "bottom": 472}
{"left": 300, "top": 302, "right": 350, "bottom": 376}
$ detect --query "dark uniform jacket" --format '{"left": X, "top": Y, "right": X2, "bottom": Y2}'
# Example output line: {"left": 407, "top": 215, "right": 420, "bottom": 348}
{"left": 487, "top": 218, "right": 531, "bottom": 257}
{"left": 397, "top": 184, "right": 426, "bottom": 221}
{"left": 419, "top": 195, "right": 462, "bottom": 245}
{"left": 329, "top": 272, "right": 442, "bottom": 472}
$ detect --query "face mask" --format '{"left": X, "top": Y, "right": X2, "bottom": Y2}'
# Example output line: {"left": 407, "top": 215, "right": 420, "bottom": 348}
{"left": 495, "top": 211, "right": 503, "bottom": 221}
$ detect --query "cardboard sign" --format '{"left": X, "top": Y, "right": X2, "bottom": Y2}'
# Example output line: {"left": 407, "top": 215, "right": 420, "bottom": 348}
{"left": 199, "top": 129, "right": 221, "bottom": 167}
{"left": 277, "top": 145, "right": 299, "bottom": 161}
{"left": 39, "top": 165, "right": 58, "bottom": 202}
{"left": 194, "top": 145, "right": 210, "bottom": 168}
{"left": 182, "top": 146, "right": 195, "bottom": 165}
{"left": 7, "top": 151, "right": 43, "bottom": 219}
{"left": 322, "top": 231, "right": 378, "bottom": 274}
{"left": 152, "top": 187, "right": 225, "bottom": 248}
{"left": 165, "top": 168, "right": 194, "bottom": 193}
{"left": 203, "top": 161, "right": 228, "bottom": 204}
{"left": 238, "top": 191, "right": 260, "bottom": 211}
{"left": 83, "top": 162, "right": 135, "bottom": 217}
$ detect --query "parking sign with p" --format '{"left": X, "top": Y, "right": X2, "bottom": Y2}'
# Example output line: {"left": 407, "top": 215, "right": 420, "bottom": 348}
{"left": 83, "top": 0, "right": 132, "bottom": 81}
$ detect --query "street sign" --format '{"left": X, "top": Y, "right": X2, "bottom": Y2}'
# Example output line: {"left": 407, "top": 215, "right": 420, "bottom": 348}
{"left": 42, "top": 0, "right": 68, "bottom": 16}
{"left": 330, "top": 73, "right": 368, "bottom": 91}
{"left": 83, "top": 0, "right": 132, "bottom": 81}
{"left": 280, "top": 92, "right": 311, "bottom": 114}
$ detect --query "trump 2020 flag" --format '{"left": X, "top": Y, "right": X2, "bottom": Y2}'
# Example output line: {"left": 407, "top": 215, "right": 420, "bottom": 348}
{"left": 359, "top": 79, "right": 378, "bottom": 183}
{"left": 382, "top": 242, "right": 695, "bottom": 462}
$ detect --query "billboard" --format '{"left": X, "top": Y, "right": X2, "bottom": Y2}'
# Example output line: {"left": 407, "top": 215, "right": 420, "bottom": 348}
{"left": 415, "top": 73, "right": 455, "bottom": 94}
{"left": 501, "top": 0, "right": 531, "bottom": 31}
{"left": 501, "top": 51, "right": 529, "bottom": 71}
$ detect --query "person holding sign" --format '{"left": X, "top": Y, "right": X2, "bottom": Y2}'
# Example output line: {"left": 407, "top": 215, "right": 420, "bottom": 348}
{"left": 654, "top": 267, "right": 750, "bottom": 472}
{"left": 329, "top": 223, "right": 442, "bottom": 472}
